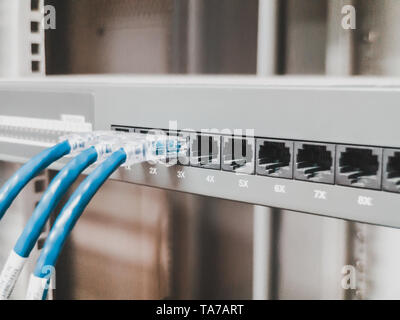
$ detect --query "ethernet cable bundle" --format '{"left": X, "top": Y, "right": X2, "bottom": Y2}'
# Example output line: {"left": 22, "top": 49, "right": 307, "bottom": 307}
{"left": 0, "top": 130, "right": 188, "bottom": 300}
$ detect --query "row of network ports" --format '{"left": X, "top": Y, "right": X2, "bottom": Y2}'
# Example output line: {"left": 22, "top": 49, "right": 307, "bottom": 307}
{"left": 111, "top": 126, "right": 400, "bottom": 193}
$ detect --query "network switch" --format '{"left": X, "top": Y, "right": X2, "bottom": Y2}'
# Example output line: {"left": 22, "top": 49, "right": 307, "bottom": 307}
{"left": 112, "top": 126, "right": 397, "bottom": 194}
{"left": 1, "top": 77, "right": 400, "bottom": 228}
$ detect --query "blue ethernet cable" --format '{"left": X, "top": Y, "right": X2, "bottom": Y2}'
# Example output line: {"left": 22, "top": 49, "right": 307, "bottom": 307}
{"left": 14, "top": 147, "right": 99, "bottom": 258}
{"left": 25, "top": 135, "right": 188, "bottom": 299}
{"left": 0, "top": 140, "right": 71, "bottom": 221}
{"left": 0, "top": 147, "right": 99, "bottom": 300}
{"left": 26, "top": 149, "right": 127, "bottom": 300}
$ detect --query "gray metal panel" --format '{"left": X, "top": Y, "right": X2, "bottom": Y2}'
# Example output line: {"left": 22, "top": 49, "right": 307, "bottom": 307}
{"left": 0, "top": 77, "right": 399, "bottom": 228}
{"left": 0, "top": 90, "right": 94, "bottom": 121}
{"left": 91, "top": 85, "right": 400, "bottom": 147}
{"left": 110, "top": 163, "right": 400, "bottom": 228}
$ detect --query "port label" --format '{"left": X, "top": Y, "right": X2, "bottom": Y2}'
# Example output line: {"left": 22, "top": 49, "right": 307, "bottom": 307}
{"left": 357, "top": 196, "right": 373, "bottom": 207}
{"left": 177, "top": 170, "right": 185, "bottom": 179}
{"left": 314, "top": 190, "right": 327, "bottom": 200}
{"left": 206, "top": 175, "right": 215, "bottom": 183}
{"left": 149, "top": 167, "right": 158, "bottom": 175}
{"left": 238, "top": 179, "right": 249, "bottom": 188}
{"left": 274, "top": 184, "right": 286, "bottom": 194}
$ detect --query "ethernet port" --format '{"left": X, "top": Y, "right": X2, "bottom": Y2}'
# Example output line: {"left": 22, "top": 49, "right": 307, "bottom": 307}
{"left": 294, "top": 142, "right": 335, "bottom": 184}
{"left": 383, "top": 149, "right": 400, "bottom": 193}
{"left": 167, "top": 131, "right": 190, "bottom": 166}
{"left": 135, "top": 127, "right": 156, "bottom": 135}
{"left": 134, "top": 128, "right": 170, "bottom": 164}
{"left": 336, "top": 145, "right": 382, "bottom": 190}
{"left": 111, "top": 125, "right": 134, "bottom": 133}
{"left": 256, "top": 139, "right": 293, "bottom": 178}
{"left": 190, "top": 133, "right": 221, "bottom": 170}
{"left": 222, "top": 136, "right": 255, "bottom": 174}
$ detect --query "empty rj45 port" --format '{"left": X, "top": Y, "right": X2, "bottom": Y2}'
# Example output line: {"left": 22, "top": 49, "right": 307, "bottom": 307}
{"left": 294, "top": 142, "right": 335, "bottom": 184}
{"left": 111, "top": 125, "right": 133, "bottom": 133}
{"left": 383, "top": 149, "right": 400, "bottom": 193}
{"left": 336, "top": 146, "right": 382, "bottom": 190}
{"left": 256, "top": 139, "right": 293, "bottom": 178}
{"left": 190, "top": 133, "right": 221, "bottom": 169}
{"left": 222, "top": 136, "right": 255, "bottom": 174}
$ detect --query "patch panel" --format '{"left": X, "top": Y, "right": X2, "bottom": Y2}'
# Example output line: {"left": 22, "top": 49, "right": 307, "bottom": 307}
{"left": 0, "top": 114, "right": 93, "bottom": 147}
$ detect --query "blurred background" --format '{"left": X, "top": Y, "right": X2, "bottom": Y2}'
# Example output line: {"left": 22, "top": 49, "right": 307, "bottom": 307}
{"left": 1, "top": 0, "right": 400, "bottom": 299}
